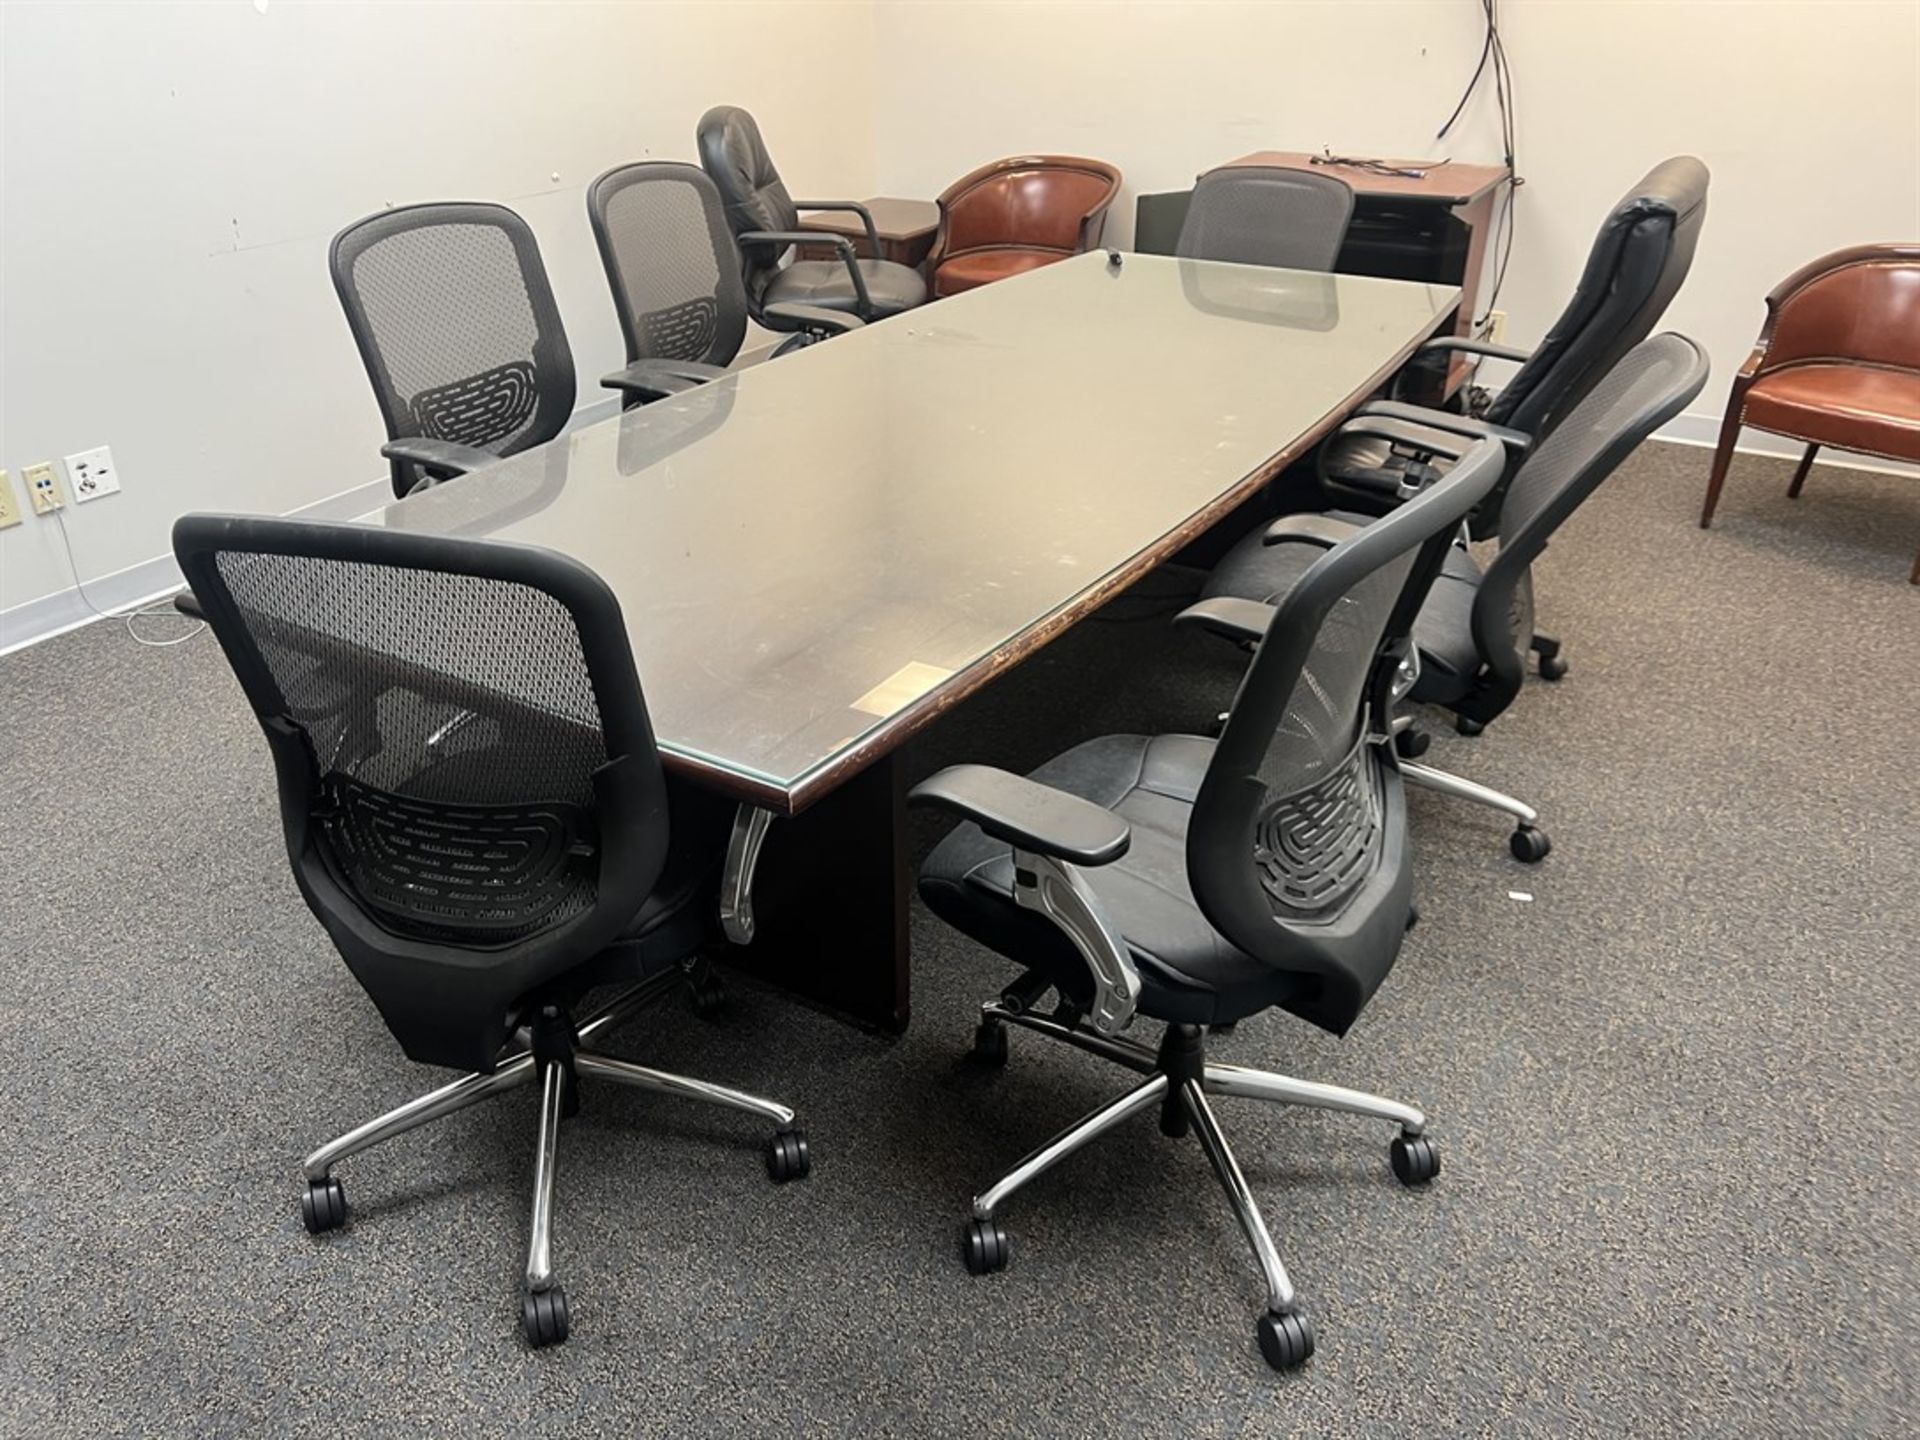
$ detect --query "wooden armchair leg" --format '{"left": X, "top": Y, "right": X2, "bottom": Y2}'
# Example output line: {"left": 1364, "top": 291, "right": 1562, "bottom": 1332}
{"left": 1786, "top": 444, "right": 1820, "bottom": 498}
{"left": 1700, "top": 399, "right": 1744, "bottom": 527}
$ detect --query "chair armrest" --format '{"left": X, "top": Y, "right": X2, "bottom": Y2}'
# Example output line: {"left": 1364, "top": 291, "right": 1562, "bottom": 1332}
{"left": 793, "top": 200, "right": 882, "bottom": 256}
{"left": 600, "top": 359, "right": 728, "bottom": 402}
{"left": 1418, "top": 336, "right": 1532, "bottom": 366}
{"left": 910, "top": 764, "right": 1142, "bottom": 1035}
{"left": 1357, "top": 401, "right": 1532, "bottom": 455}
{"left": 910, "top": 764, "right": 1130, "bottom": 866}
{"left": 1263, "top": 514, "right": 1364, "bottom": 548}
{"left": 1173, "top": 596, "right": 1279, "bottom": 645}
{"left": 1334, "top": 415, "right": 1478, "bottom": 462}
{"left": 762, "top": 303, "right": 865, "bottom": 336}
{"left": 380, "top": 438, "right": 496, "bottom": 479}
{"left": 740, "top": 230, "right": 874, "bottom": 315}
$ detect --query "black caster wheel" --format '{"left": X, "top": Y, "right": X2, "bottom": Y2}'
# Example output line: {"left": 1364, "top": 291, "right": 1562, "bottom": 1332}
{"left": 1394, "top": 727, "right": 1431, "bottom": 760}
{"left": 1509, "top": 825, "right": 1551, "bottom": 863}
{"left": 1454, "top": 716, "right": 1486, "bottom": 737}
{"left": 971, "top": 1019, "right": 1009, "bottom": 1067}
{"left": 1538, "top": 653, "right": 1569, "bottom": 681}
{"left": 686, "top": 966, "right": 729, "bottom": 1021}
{"left": 300, "top": 1175, "right": 347, "bottom": 1233}
{"left": 961, "top": 1217, "right": 1009, "bottom": 1275}
{"left": 1390, "top": 1133, "right": 1440, "bottom": 1186}
{"left": 766, "top": 1128, "right": 811, "bottom": 1183}
{"left": 1257, "top": 1309, "right": 1315, "bottom": 1370}
{"left": 522, "top": 1286, "right": 570, "bottom": 1347}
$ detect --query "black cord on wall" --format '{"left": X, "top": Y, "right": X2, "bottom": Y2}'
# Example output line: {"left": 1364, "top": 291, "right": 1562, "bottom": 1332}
{"left": 1437, "top": 0, "right": 1519, "bottom": 327}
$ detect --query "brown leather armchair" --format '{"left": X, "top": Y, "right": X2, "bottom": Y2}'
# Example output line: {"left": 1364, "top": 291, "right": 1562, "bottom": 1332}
{"left": 1700, "top": 243, "right": 1920, "bottom": 582}
{"left": 926, "top": 155, "right": 1123, "bottom": 298}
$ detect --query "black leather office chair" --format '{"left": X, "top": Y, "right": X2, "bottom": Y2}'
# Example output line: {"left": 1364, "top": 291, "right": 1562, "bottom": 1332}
{"left": 1175, "top": 164, "right": 1355, "bottom": 272}
{"left": 330, "top": 202, "right": 577, "bottom": 500}
{"left": 910, "top": 434, "right": 1505, "bottom": 1371}
{"left": 586, "top": 161, "right": 861, "bottom": 403}
{"left": 696, "top": 105, "right": 928, "bottom": 339}
{"left": 1190, "top": 334, "right": 1711, "bottom": 862}
{"left": 173, "top": 515, "right": 809, "bottom": 1347}
{"left": 1325, "top": 156, "right": 1709, "bottom": 536}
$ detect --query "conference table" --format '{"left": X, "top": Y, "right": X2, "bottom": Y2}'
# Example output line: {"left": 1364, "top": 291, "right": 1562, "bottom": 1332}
{"left": 377, "top": 252, "right": 1458, "bottom": 1030}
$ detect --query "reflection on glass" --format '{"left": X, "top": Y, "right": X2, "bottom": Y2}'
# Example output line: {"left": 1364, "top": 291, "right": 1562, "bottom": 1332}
{"left": 1178, "top": 258, "right": 1341, "bottom": 331}
{"left": 377, "top": 253, "right": 1456, "bottom": 798}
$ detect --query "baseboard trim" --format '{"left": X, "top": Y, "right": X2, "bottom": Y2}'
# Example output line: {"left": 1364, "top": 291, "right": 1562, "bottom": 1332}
{"left": 0, "top": 398, "right": 622, "bottom": 658}
{"left": 1654, "top": 410, "right": 1918, "bottom": 477}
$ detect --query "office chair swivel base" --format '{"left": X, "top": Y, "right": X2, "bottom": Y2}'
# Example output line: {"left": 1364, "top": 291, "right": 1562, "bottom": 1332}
{"left": 295, "top": 964, "right": 809, "bottom": 1347}
{"left": 1399, "top": 759, "right": 1552, "bottom": 863}
{"left": 962, "top": 999, "right": 1435, "bottom": 1371}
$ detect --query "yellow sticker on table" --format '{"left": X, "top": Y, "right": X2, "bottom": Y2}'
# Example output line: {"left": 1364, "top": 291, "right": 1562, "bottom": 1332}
{"left": 851, "top": 661, "right": 955, "bottom": 718}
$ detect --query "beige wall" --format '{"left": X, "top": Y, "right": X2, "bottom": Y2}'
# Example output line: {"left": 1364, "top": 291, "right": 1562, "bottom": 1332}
{"left": 873, "top": 0, "right": 1920, "bottom": 451}
{"left": 6, "top": 0, "right": 1917, "bottom": 632}
{"left": 0, "top": 0, "right": 876, "bottom": 629}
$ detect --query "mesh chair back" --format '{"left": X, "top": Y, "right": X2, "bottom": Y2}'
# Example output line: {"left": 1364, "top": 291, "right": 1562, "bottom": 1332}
{"left": 330, "top": 203, "right": 577, "bottom": 498}
{"left": 173, "top": 516, "right": 668, "bottom": 1072}
{"left": 587, "top": 162, "right": 749, "bottom": 369}
{"left": 1472, "top": 334, "right": 1711, "bottom": 683}
{"left": 695, "top": 106, "right": 802, "bottom": 300}
{"left": 1189, "top": 437, "right": 1504, "bottom": 1033}
{"left": 1175, "top": 166, "right": 1355, "bottom": 272}
{"left": 1489, "top": 157, "right": 1708, "bottom": 439}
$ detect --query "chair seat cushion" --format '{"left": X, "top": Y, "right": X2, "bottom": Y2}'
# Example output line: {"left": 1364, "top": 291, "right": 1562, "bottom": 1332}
{"left": 933, "top": 249, "right": 1068, "bottom": 297}
{"left": 918, "top": 734, "right": 1306, "bottom": 1027}
{"left": 573, "top": 773, "right": 735, "bottom": 987}
{"left": 763, "top": 258, "right": 928, "bottom": 319}
{"left": 1201, "top": 516, "right": 1485, "bottom": 706}
{"left": 1742, "top": 363, "right": 1920, "bottom": 463}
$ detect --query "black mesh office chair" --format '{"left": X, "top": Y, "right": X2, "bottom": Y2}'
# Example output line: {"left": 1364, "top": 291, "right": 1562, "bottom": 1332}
{"left": 330, "top": 202, "right": 577, "bottom": 499}
{"left": 586, "top": 161, "right": 861, "bottom": 402}
{"left": 172, "top": 515, "right": 809, "bottom": 1348}
{"left": 910, "top": 435, "right": 1505, "bottom": 1371}
{"left": 1175, "top": 164, "right": 1355, "bottom": 271}
{"left": 1190, "top": 334, "right": 1710, "bottom": 862}
{"left": 696, "top": 105, "right": 928, "bottom": 340}
{"left": 1324, "top": 156, "right": 1710, "bottom": 535}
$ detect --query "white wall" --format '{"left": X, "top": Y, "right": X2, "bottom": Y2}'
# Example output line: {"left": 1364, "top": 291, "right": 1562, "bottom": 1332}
{"left": 0, "top": 0, "right": 875, "bottom": 635}
{"left": 872, "top": 0, "right": 1920, "bottom": 448}
{"left": 7, "top": 0, "right": 1918, "bottom": 638}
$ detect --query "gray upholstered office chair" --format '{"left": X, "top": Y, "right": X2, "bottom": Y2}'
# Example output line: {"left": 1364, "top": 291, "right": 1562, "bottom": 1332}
{"left": 586, "top": 161, "right": 861, "bottom": 401}
{"left": 1325, "top": 156, "right": 1710, "bottom": 537}
{"left": 330, "top": 202, "right": 577, "bottom": 500}
{"left": 696, "top": 105, "right": 928, "bottom": 339}
{"left": 911, "top": 434, "right": 1505, "bottom": 1371}
{"left": 1174, "top": 164, "right": 1355, "bottom": 272}
{"left": 173, "top": 515, "right": 809, "bottom": 1348}
{"left": 1189, "top": 333, "right": 1711, "bottom": 862}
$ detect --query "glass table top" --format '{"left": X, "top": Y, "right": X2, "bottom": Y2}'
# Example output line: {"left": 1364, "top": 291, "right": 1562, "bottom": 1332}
{"left": 375, "top": 252, "right": 1456, "bottom": 810}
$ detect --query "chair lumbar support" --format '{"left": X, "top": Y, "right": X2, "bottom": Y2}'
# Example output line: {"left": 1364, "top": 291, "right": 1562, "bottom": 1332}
{"left": 957, "top": 988, "right": 1437, "bottom": 1372}
{"left": 296, "top": 966, "right": 810, "bottom": 1348}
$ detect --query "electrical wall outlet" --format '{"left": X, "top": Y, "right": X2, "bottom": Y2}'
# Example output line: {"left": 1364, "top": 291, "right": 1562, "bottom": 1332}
{"left": 64, "top": 445, "right": 121, "bottom": 503}
{"left": 22, "top": 461, "right": 64, "bottom": 515}
{"left": 0, "top": 470, "right": 22, "bottom": 530}
{"left": 1484, "top": 309, "right": 1509, "bottom": 345}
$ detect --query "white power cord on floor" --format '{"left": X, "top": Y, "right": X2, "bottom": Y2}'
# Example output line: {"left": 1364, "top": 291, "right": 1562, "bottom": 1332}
{"left": 49, "top": 508, "right": 206, "bottom": 649}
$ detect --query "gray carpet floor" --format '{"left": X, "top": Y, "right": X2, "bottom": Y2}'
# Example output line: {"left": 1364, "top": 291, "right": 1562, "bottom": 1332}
{"left": 2, "top": 441, "right": 1915, "bottom": 1438}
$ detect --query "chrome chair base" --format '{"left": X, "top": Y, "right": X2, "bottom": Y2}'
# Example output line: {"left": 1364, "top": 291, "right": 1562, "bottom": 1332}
{"left": 296, "top": 962, "right": 809, "bottom": 1347}
{"left": 960, "top": 994, "right": 1438, "bottom": 1371}
{"left": 1400, "top": 759, "right": 1552, "bottom": 863}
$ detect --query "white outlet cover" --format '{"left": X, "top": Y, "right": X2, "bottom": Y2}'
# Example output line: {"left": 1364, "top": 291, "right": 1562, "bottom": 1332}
{"left": 64, "top": 446, "right": 121, "bottom": 503}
